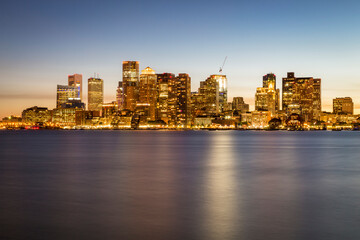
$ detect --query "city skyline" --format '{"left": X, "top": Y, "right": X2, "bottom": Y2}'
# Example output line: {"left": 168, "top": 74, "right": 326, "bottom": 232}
{"left": 1, "top": 0, "right": 360, "bottom": 118}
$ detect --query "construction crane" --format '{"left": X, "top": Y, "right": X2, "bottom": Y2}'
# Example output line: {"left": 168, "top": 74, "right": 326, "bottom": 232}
{"left": 219, "top": 56, "right": 227, "bottom": 73}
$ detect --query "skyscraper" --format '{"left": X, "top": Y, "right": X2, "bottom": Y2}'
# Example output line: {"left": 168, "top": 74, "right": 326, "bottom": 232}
{"left": 198, "top": 74, "right": 227, "bottom": 114}
{"left": 282, "top": 72, "right": 322, "bottom": 122}
{"left": 156, "top": 73, "right": 175, "bottom": 124}
{"left": 176, "top": 73, "right": 191, "bottom": 127}
{"left": 333, "top": 97, "right": 353, "bottom": 114}
{"left": 263, "top": 73, "right": 277, "bottom": 89}
{"left": 138, "top": 67, "right": 157, "bottom": 121}
{"left": 68, "top": 74, "right": 82, "bottom": 100}
{"left": 56, "top": 85, "right": 77, "bottom": 108}
{"left": 123, "top": 61, "right": 139, "bottom": 111}
{"left": 88, "top": 77, "right": 103, "bottom": 111}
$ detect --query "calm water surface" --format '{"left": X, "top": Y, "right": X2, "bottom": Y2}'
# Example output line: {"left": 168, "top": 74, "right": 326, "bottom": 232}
{"left": 1, "top": 130, "right": 360, "bottom": 240}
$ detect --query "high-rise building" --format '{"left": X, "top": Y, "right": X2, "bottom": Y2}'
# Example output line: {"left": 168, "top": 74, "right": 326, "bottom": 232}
{"left": 282, "top": 72, "right": 296, "bottom": 112}
{"left": 88, "top": 77, "right": 103, "bottom": 111}
{"left": 156, "top": 73, "right": 175, "bottom": 124}
{"left": 68, "top": 74, "right": 82, "bottom": 100}
{"left": 116, "top": 81, "right": 124, "bottom": 110}
{"left": 176, "top": 73, "right": 191, "bottom": 127}
{"left": 123, "top": 61, "right": 139, "bottom": 111}
{"left": 56, "top": 85, "right": 77, "bottom": 108}
{"left": 255, "top": 73, "right": 280, "bottom": 116}
{"left": 282, "top": 72, "right": 322, "bottom": 122}
{"left": 138, "top": 67, "right": 157, "bottom": 121}
{"left": 263, "top": 73, "right": 277, "bottom": 89}
{"left": 198, "top": 74, "right": 227, "bottom": 114}
{"left": 333, "top": 97, "right": 353, "bottom": 114}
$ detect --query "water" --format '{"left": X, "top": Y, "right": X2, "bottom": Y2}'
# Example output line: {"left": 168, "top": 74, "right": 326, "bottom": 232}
{"left": 1, "top": 130, "right": 360, "bottom": 240}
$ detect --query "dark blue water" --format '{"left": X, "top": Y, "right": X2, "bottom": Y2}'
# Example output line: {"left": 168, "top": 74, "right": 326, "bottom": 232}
{"left": 1, "top": 130, "right": 360, "bottom": 240}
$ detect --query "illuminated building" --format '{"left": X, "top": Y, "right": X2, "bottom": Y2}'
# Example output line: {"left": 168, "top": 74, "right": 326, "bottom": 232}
{"left": 116, "top": 81, "right": 124, "bottom": 110}
{"left": 282, "top": 72, "right": 322, "bottom": 122}
{"left": 68, "top": 74, "right": 82, "bottom": 100}
{"left": 191, "top": 92, "right": 207, "bottom": 118}
{"left": 333, "top": 97, "right": 354, "bottom": 114}
{"left": 263, "top": 73, "right": 277, "bottom": 89}
{"left": 56, "top": 85, "right": 77, "bottom": 108}
{"left": 138, "top": 67, "right": 157, "bottom": 121}
{"left": 282, "top": 72, "right": 296, "bottom": 113}
{"left": 22, "top": 106, "right": 51, "bottom": 124}
{"left": 176, "top": 73, "right": 191, "bottom": 127}
{"left": 53, "top": 99, "right": 86, "bottom": 126}
{"left": 156, "top": 73, "right": 175, "bottom": 124}
{"left": 198, "top": 74, "right": 227, "bottom": 115}
{"left": 255, "top": 73, "right": 279, "bottom": 116}
{"left": 102, "top": 101, "right": 118, "bottom": 124}
{"left": 123, "top": 61, "right": 139, "bottom": 111}
{"left": 232, "top": 97, "right": 249, "bottom": 113}
{"left": 313, "top": 78, "right": 321, "bottom": 120}
{"left": 88, "top": 77, "right": 103, "bottom": 111}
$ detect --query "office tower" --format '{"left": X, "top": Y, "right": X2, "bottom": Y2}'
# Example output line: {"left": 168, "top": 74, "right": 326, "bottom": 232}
{"left": 68, "top": 74, "right": 82, "bottom": 100}
{"left": 123, "top": 61, "right": 139, "bottom": 111}
{"left": 156, "top": 73, "right": 175, "bottom": 124}
{"left": 56, "top": 85, "right": 77, "bottom": 108}
{"left": 117, "top": 81, "right": 124, "bottom": 110}
{"left": 232, "top": 97, "right": 249, "bottom": 113}
{"left": 138, "top": 67, "right": 157, "bottom": 121}
{"left": 282, "top": 72, "right": 296, "bottom": 112}
{"left": 255, "top": 73, "right": 280, "bottom": 116}
{"left": 88, "top": 77, "right": 103, "bottom": 111}
{"left": 198, "top": 74, "right": 227, "bottom": 114}
{"left": 176, "top": 73, "right": 191, "bottom": 127}
{"left": 313, "top": 78, "right": 321, "bottom": 120}
{"left": 282, "top": 72, "right": 322, "bottom": 122}
{"left": 333, "top": 97, "right": 354, "bottom": 114}
{"left": 263, "top": 73, "right": 277, "bottom": 89}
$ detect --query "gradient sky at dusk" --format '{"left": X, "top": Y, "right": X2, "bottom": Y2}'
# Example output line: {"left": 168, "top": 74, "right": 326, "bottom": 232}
{"left": 1, "top": 0, "right": 360, "bottom": 118}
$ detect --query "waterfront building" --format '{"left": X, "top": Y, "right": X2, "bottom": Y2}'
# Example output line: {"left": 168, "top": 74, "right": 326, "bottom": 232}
{"left": 68, "top": 74, "right": 82, "bottom": 100}
{"left": 198, "top": 74, "right": 228, "bottom": 115}
{"left": 191, "top": 92, "right": 207, "bottom": 118}
{"left": 138, "top": 67, "right": 157, "bottom": 121}
{"left": 333, "top": 97, "right": 354, "bottom": 114}
{"left": 255, "top": 73, "right": 280, "bottom": 116}
{"left": 22, "top": 106, "right": 51, "bottom": 124}
{"left": 88, "top": 77, "right": 103, "bottom": 111}
{"left": 156, "top": 73, "right": 175, "bottom": 124}
{"left": 176, "top": 73, "right": 192, "bottom": 127}
{"left": 282, "top": 72, "right": 322, "bottom": 122}
{"left": 56, "top": 85, "right": 77, "bottom": 108}
{"left": 232, "top": 97, "right": 249, "bottom": 113}
{"left": 123, "top": 61, "right": 139, "bottom": 111}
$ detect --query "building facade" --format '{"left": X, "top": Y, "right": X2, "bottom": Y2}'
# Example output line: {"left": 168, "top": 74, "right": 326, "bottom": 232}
{"left": 123, "top": 61, "right": 139, "bottom": 111}
{"left": 56, "top": 85, "right": 77, "bottom": 108}
{"left": 333, "top": 97, "right": 354, "bottom": 114}
{"left": 68, "top": 74, "right": 82, "bottom": 100}
{"left": 88, "top": 77, "right": 104, "bottom": 111}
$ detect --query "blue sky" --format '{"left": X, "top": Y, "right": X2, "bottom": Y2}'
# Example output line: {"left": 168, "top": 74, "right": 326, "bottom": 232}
{"left": 1, "top": 0, "right": 360, "bottom": 117}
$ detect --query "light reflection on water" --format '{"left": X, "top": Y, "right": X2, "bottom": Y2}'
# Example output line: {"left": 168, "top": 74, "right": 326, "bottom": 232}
{"left": 1, "top": 130, "right": 360, "bottom": 240}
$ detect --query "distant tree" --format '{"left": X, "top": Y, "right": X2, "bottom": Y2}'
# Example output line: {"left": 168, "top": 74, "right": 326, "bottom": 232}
{"left": 268, "top": 118, "right": 282, "bottom": 130}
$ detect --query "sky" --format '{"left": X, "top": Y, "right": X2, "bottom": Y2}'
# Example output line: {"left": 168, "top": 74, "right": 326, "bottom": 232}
{"left": 1, "top": 0, "right": 360, "bottom": 118}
